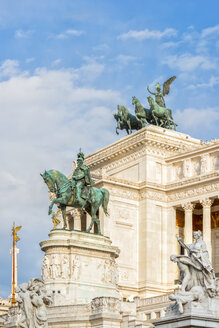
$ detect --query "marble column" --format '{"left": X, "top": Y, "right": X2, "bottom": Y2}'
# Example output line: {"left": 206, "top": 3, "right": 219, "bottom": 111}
{"left": 200, "top": 198, "right": 212, "bottom": 260}
{"left": 182, "top": 202, "right": 194, "bottom": 245}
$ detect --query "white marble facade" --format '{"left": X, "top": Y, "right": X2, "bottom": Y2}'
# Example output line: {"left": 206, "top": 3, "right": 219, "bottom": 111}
{"left": 3, "top": 125, "right": 219, "bottom": 328}
{"left": 79, "top": 125, "right": 219, "bottom": 299}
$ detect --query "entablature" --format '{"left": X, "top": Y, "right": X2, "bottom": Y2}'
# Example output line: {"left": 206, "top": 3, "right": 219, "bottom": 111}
{"left": 85, "top": 126, "right": 202, "bottom": 169}
{"left": 94, "top": 171, "right": 219, "bottom": 203}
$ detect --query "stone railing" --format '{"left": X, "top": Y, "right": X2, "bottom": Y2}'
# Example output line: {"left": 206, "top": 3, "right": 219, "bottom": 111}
{"left": 137, "top": 294, "right": 170, "bottom": 308}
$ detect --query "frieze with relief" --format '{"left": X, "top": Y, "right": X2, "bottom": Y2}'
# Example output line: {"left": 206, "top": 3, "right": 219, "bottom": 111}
{"left": 167, "top": 182, "right": 219, "bottom": 202}
{"left": 108, "top": 186, "right": 139, "bottom": 200}
{"left": 140, "top": 190, "right": 167, "bottom": 202}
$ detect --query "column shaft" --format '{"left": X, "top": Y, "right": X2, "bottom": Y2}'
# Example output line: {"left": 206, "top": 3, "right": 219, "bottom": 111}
{"left": 182, "top": 203, "right": 194, "bottom": 245}
{"left": 200, "top": 198, "right": 212, "bottom": 260}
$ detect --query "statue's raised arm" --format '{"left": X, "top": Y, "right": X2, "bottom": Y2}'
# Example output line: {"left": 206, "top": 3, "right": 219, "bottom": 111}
{"left": 147, "top": 85, "right": 156, "bottom": 96}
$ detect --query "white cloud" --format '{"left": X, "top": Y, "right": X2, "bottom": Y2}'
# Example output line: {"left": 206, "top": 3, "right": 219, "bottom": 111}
{"left": 163, "top": 53, "right": 217, "bottom": 72}
{"left": 15, "top": 29, "right": 33, "bottom": 39}
{"left": 51, "top": 59, "right": 62, "bottom": 67}
{"left": 118, "top": 28, "right": 177, "bottom": 41}
{"left": 0, "top": 60, "right": 122, "bottom": 297}
{"left": 175, "top": 107, "right": 219, "bottom": 133}
{"left": 26, "top": 57, "right": 35, "bottom": 63}
{"left": 72, "top": 58, "right": 105, "bottom": 83}
{"left": 147, "top": 76, "right": 164, "bottom": 89}
{"left": 0, "top": 59, "right": 20, "bottom": 79}
{"left": 187, "top": 76, "right": 219, "bottom": 89}
{"left": 93, "top": 43, "right": 109, "bottom": 52}
{"left": 161, "top": 41, "right": 181, "bottom": 49}
{"left": 115, "top": 55, "right": 137, "bottom": 65}
{"left": 201, "top": 25, "right": 219, "bottom": 38}
{"left": 56, "top": 29, "right": 84, "bottom": 39}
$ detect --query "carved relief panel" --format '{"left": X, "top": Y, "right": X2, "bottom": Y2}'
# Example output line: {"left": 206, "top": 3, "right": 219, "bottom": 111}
{"left": 174, "top": 162, "right": 184, "bottom": 180}
{"left": 101, "top": 258, "right": 118, "bottom": 285}
{"left": 191, "top": 157, "right": 201, "bottom": 176}
{"left": 71, "top": 255, "right": 81, "bottom": 280}
{"left": 212, "top": 152, "right": 219, "bottom": 171}
{"left": 42, "top": 254, "right": 72, "bottom": 281}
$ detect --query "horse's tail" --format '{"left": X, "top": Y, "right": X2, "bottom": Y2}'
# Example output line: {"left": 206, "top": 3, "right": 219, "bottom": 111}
{"left": 167, "top": 109, "right": 173, "bottom": 120}
{"left": 101, "top": 188, "right": 110, "bottom": 216}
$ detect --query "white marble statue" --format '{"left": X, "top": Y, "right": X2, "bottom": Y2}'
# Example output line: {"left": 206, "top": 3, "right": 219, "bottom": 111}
{"left": 14, "top": 278, "right": 52, "bottom": 328}
{"left": 169, "top": 286, "right": 204, "bottom": 314}
{"left": 169, "top": 231, "right": 217, "bottom": 314}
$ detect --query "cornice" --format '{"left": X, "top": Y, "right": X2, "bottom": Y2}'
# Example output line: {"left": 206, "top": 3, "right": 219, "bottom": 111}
{"left": 85, "top": 126, "right": 202, "bottom": 169}
{"left": 166, "top": 142, "right": 219, "bottom": 163}
{"left": 166, "top": 171, "right": 219, "bottom": 191}
{"left": 94, "top": 172, "right": 219, "bottom": 203}
{"left": 95, "top": 171, "right": 219, "bottom": 192}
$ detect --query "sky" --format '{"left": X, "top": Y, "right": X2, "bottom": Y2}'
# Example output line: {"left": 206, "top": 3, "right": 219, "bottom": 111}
{"left": 0, "top": 0, "right": 219, "bottom": 298}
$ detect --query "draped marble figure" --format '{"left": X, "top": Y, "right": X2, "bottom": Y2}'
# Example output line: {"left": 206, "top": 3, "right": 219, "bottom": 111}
{"left": 15, "top": 278, "right": 52, "bottom": 328}
{"left": 169, "top": 231, "right": 217, "bottom": 314}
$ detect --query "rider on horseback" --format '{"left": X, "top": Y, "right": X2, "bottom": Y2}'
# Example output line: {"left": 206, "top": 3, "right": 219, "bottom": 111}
{"left": 72, "top": 149, "right": 94, "bottom": 208}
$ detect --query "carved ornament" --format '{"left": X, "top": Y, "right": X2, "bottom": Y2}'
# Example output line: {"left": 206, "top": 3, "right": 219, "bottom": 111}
{"left": 200, "top": 198, "right": 213, "bottom": 208}
{"left": 91, "top": 297, "right": 121, "bottom": 314}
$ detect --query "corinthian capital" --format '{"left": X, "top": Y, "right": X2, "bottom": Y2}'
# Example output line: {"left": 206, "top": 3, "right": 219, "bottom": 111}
{"left": 182, "top": 202, "right": 195, "bottom": 211}
{"left": 200, "top": 198, "right": 212, "bottom": 208}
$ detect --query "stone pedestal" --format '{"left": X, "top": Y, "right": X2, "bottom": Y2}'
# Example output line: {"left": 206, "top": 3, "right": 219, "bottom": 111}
{"left": 154, "top": 315, "right": 219, "bottom": 328}
{"left": 153, "top": 297, "right": 219, "bottom": 328}
{"left": 40, "top": 230, "right": 121, "bottom": 305}
{"left": 90, "top": 297, "right": 121, "bottom": 328}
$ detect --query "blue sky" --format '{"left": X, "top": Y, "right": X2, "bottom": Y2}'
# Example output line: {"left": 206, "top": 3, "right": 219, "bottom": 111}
{"left": 0, "top": 0, "right": 219, "bottom": 298}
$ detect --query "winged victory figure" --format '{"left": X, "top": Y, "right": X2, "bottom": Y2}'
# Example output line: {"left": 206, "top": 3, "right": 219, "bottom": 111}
{"left": 147, "top": 76, "right": 176, "bottom": 108}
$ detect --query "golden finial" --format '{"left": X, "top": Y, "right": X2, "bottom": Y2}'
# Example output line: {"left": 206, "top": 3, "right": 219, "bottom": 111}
{"left": 12, "top": 223, "right": 22, "bottom": 245}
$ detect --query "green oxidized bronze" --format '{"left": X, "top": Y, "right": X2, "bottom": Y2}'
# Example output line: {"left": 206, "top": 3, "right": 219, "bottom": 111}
{"left": 41, "top": 150, "right": 109, "bottom": 235}
{"left": 114, "top": 105, "right": 142, "bottom": 135}
{"left": 147, "top": 76, "right": 176, "bottom": 108}
{"left": 114, "top": 76, "right": 178, "bottom": 134}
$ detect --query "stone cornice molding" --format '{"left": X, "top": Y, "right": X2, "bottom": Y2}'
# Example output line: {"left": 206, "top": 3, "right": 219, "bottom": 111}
{"left": 166, "top": 142, "right": 219, "bottom": 163}
{"left": 95, "top": 176, "right": 219, "bottom": 204}
{"left": 94, "top": 171, "right": 219, "bottom": 192}
{"left": 200, "top": 198, "right": 213, "bottom": 208}
{"left": 85, "top": 126, "right": 201, "bottom": 169}
{"left": 167, "top": 171, "right": 219, "bottom": 190}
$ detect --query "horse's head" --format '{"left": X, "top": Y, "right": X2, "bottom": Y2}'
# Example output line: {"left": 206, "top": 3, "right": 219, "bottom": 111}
{"left": 117, "top": 105, "right": 122, "bottom": 114}
{"left": 147, "top": 96, "right": 153, "bottom": 105}
{"left": 40, "top": 170, "right": 56, "bottom": 193}
{"left": 132, "top": 96, "right": 137, "bottom": 105}
{"left": 114, "top": 113, "right": 121, "bottom": 121}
